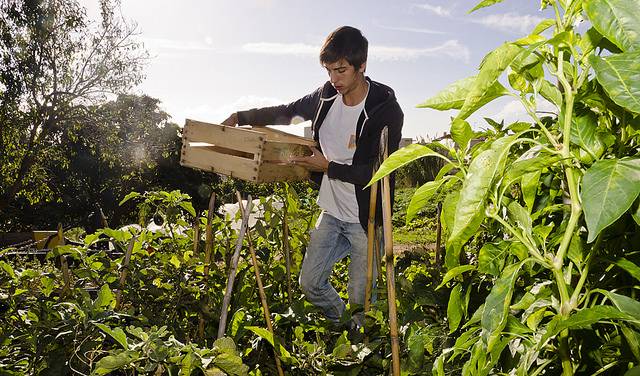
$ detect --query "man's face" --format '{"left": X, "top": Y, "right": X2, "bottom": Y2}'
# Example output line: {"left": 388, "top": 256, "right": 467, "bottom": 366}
{"left": 323, "top": 58, "right": 365, "bottom": 97}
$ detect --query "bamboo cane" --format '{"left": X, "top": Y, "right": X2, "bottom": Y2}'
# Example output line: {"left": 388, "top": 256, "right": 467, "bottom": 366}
{"left": 364, "top": 180, "right": 378, "bottom": 314}
{"left": 115, "top": 235, "right": 136, "bottom": 310}
{"left": 198, "top": 191, "right": 216, "bottom": 339}
{"left": 217, "top": 193, "right": 253, "bottom": 339}
{"left": 239, "top": 193, "right": 284, "bottom": 376}
{"left": 192, "top": 220, "right": 200, "bottom": 256}
{"left": 380, "top": 127, "right": 401, "bottom": 376}
{"left": 435, "top": 202, "right": 442, "bottom": 266}
{"left": 282, "top": 201, "right": 293, "bottom": 305}
{"left": 57, "top": 224, "right": 72, "bottom": 296}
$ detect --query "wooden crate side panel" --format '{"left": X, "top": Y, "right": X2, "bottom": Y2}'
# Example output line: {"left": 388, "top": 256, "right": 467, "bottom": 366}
{"left": 255, "top": 126, "right": 317, "bottom": 147}
{"left": 257, "top": 162, "right": 310, "bottom": 183}
{"left": 262, "top": 142, "right": 312, "bottom": 163}
{"left": 184, "top": 119, "right": 265, "bottom": 155}
{"left": 181, "top": 146, "right": 260, "bottom": 181}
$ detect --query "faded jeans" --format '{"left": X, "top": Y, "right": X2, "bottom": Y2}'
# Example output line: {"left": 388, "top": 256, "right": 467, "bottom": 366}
{"left": 299, "top": 212, "right": 378, "bottom": 323}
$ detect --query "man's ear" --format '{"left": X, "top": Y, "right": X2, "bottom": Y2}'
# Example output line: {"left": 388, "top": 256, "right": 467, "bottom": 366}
{"left": 359, "top": 62, "right": 367, "bottom": 73}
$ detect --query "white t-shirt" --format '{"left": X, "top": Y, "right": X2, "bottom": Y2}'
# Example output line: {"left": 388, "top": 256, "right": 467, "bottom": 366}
{"left": 317, "top": 86, "right": 369, "bottom": 223}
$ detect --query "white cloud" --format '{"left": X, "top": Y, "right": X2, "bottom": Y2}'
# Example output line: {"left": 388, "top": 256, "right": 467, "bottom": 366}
{"left": 474, "top": 12, "right": 545, "bottom": 34}
{"left": 376, "top": 24, "right": 447, "bottom": 35}
{"left": 242, "top": 40, "right": 470, "bottom": 62}
{"left": 139, "top": 36, "right": 216, "bottom": 52}
{"left": 413, "top": 3, "right": 452, "bottom": 17}
{"left": 167, "top": 95, "right": 284, "bottom": 125}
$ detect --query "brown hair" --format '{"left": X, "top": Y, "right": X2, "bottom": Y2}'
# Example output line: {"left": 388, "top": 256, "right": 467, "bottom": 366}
{"left": 319, "top": 26, "right": 368, "bottom": 69}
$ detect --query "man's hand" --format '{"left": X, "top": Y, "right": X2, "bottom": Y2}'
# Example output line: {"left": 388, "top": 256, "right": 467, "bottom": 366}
{"left": 221, "top": 112, "right": 238, "bottom": 126}
{"left": 291, "top": 147, "right": 329, "bottom": 172}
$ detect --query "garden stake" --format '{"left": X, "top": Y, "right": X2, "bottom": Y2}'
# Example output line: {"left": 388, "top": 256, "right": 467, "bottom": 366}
{"left": 435, "top": 202, "right": 442, "bottom": 266}
{"left": 282, "top": 201, "right": 293, "bottom": 305}
{"left": 240, "top": 195, "right": 285, "bottom": 376}
{"left": 217, "top": 192, "right": 253, "bottom": 339}
{"left": 57, "top": 224, "right": 72, "bottom": 296}
{"left": 380, "top": 127, "right": 401, "bottom": 376}
{"left": 115, "top": 235, "right": 136, "bottom": 310}
{"left": 198, "top": 191, "right": 216, "bottom": 339}
{"left": 364, "top": 180, "right": 378, "bottom": 314}
{"left": 192, "top": 220, "right": 200, "bottom": 256}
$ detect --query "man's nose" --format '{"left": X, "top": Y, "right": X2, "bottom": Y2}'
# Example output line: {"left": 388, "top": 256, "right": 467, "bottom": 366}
{"left": 329, "top": 72, "right": 338, "bottom": 84}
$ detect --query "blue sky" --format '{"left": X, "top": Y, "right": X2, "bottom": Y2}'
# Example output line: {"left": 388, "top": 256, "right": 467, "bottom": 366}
{"left": 82, "top": 0, "right": 556, "bottom": 139}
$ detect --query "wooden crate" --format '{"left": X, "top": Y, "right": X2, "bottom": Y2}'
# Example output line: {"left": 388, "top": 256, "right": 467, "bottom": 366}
{"left": 180, "top": 119, "right": 317, "bottom": 183}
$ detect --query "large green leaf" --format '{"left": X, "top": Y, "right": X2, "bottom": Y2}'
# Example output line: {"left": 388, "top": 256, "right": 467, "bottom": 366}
{"left": 539, "top": 80, "right": 563, "bottom": 108}
{"left": 451, "top": 119, "right": 474, "bottom": 151}
{"left": 613, "top": 257, "right": 640, "bottom": 282}
{"left": 93, "top": 323, "right": 128, "bottom": 349}
{"left": 407, "top": 178, "right": 448, "bottom": 224}
{"left": 447, "top": 136, "right": 516, "bottom": 266}
{"left": 417, "top": 75, "right": 508, "bottom": 111}
{"left": 368, "top": 144, "right": 448, "bottom": 187}
{"left": 469, "top": 0, "right": 506, "bottom": 13}
{"left": 437, "top": 264, "right": 476, "bottom": 289}
{"left": 590, "top": 52, "right": 640, "bottom": 113}
{"left": 584, "top": 0, "right": 640, "bottom": 52}
{"left": 448, "top": 284, "right": 464, "bottom": 333}
{"left": 581, "top": 157, "right": 640, "bottom": 242}
{"left": 478, "top": 242, "right": 508, "bottom": 276}
{"left": 597, "top": 290, "right": 640, "bottom": 319}
{"left": 456, "top": 44, "right": 522, "bottom": 121}
{"left": 521, "top": 171, "right": 540, "bottom": 213}
{"left": 93, "top": 351, "right": 140, "bottom": 375}
{"left": 571, "top": 113, "right": 606, "bottom": 160}
{"left": 481, "top": 261, "right": 525, "bottom": 351}
{"left": 540, "top": 306, "right": 638, "bottom": 348}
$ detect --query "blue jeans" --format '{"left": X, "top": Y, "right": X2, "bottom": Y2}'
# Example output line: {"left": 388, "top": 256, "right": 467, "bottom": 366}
{"left": 299, "top": 212, "right": 377, "bottom": 322}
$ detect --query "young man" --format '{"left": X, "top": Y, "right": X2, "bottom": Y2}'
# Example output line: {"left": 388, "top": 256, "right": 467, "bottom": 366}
{"left": 222, "top": 26, "right": 403, "bottom": 324}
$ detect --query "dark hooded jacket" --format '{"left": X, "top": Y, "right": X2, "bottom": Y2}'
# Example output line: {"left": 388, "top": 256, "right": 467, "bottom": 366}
{"left": 237, "top": 77, "right": 403, "bottom": 231}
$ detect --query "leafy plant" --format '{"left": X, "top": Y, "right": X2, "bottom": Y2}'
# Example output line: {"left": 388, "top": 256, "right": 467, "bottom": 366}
{"left": 371, "top": 0, "right": 640, "bottom": 374}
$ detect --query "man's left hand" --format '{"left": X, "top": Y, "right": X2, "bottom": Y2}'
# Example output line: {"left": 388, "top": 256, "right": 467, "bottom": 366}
{"left": 291, "top": 147, "right": 329, "bottom": 172}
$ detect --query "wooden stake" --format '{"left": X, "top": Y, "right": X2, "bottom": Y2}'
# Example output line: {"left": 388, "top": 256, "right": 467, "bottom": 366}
{"left": 115, "top": 235, "right": 136, "bottom": 310}
{"left": 364, "top": 180, "right": 378, "bottom": 313}
{"left": 435, "top": 202, "right": 442, "bottom": 266}
{"left": 192, "top": 220, "right": 200, "bottom": 256}
{"left": 57, "top": 224, "right": 72, "bottom": 296}
{"left": 217, "top": 192, "right": 253, "bottom": 339}
{"left": 282, "top": 200, "right": 293, "bottom": 305}
{"left": 380, "top": 127, "right": 401, "bottom": 376}
{"left": 198, "top": 191, "right": 216, "bottom": 339}
{"left": 241, "top": 195, "right": 284, "bottom": 376}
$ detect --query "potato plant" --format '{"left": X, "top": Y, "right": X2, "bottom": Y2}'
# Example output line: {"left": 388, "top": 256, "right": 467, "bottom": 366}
{"left": 372, "top": 0, "right": 640, "bottom": 374}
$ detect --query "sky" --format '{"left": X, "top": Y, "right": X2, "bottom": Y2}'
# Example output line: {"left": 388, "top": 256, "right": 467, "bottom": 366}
{"left": 81, "top": 0, "right": 556, "bottom": 139}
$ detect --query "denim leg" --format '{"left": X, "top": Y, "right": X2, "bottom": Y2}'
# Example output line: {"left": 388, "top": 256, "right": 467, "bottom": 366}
{"left": 299, "top": 213, "right": 351, "bottom": 321}
{"left": 345, "top": 222, "right": 370, "bottom": 307}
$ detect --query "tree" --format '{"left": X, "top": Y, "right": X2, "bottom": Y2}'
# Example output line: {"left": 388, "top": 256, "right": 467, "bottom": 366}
{"left": 0, "top": 0, "right": 147, "bottom": 212}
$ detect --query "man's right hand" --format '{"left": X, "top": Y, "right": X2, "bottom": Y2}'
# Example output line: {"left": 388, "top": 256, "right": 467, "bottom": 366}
{"left": 221, "top": 112, "right": 238, "bottom": 126}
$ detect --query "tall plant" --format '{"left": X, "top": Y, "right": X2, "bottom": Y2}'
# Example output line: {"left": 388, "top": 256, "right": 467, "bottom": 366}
{"left": 370, "top": 0, "right": 640, "bottom": 374}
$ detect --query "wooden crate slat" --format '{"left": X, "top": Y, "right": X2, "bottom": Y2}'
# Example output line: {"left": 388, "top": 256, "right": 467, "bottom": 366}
{"left": 262, "top": 141, "right": 312, "bottom": 163}
{"left": 183, "top": 119, "right": 265, "bottom": 154}
{"left": 181, "top": 145, "right": 260, "bottom": 181}
{"left": 258, "top": 162, "right": 310, "bottom": 182}
{"left": 257, "top": 126, "right": 317, "bottom": 146}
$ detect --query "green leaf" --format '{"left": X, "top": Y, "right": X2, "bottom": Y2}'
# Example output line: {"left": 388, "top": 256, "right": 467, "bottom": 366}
{"left": 213, "top": 337, "right": 238, "bottom": 355}
{"left": 481, "top": 261, "right": 525, "bottom": 351}
{"left": 622, "top": 326, "right": 640, "bottom": 363}
{"left": 451, "top": 119, "right": 474, "bottom": 151}
{"left": 442, "top": 190, "right": 460, "bottom": 237}
{"left": 597, "top": 290, "right": 640, "bottom": 319}
{"left": 579, "top": 27, "right": 604, "bottom": 58}
{"left": 245, "top": 326, "right": 291, "bottom": 359}
{"left": 456, "top": 44, "right": 522, "bottom": 121}
{"left": 506, "top": 199, "right": 533, "bottom": 237}
{"left": 625, "top": 366, "right": 640, "bottom": 376}
{"left": 118, "top": 192, "right": 140, "bottom": 206}
{"left": 571, "top": 113, "right": 606, "bottom": 160}
{"left": 613, "top": 257, "right": 640, "bottom": 282}
{"left": 92, "top": 350, "right": 139, "bottom": 375}
{"left": 0, "top": 261, "right": 16, "bottom": 279}
{"left": 478, "top": 242, "right": 508, "bottom": 276}
{"left": 540, "top": 306, "right": 638, "bottom": 348}
{"left": 590, "top": 52, "right": 640, "bottom": 113}
{"left": 417, "top": 75, "right": 508, "bottom": 111}
{"left": 437, "top": 265, "right": 476, "bottom": 289}
{"left": 522, "top": 171, "right": 540, "bottom": 213}
{"left": 448, "top": 284, "right": 464, "bottom": 333}
{"left": 531, "top": 19, "right": 555, "bottom": 35}
{"left": 581, "top": 157, "right": 640, "bottom": 242}
{"left": 539, "top": 80, "right": 563, "bottom": 107}
{"left": 406, "top": 178, "right": 448, "bottom": 224}
{"left": 368, "top": 144, "right": 448, "bottom": 187}
{"left": 93, "top": 323, "right": 128, "bottom": 349}
{"left": 584, "top": 0, "right": 640, "bottom": 52}
{"left": 212, "top": 353, "right": 249, "bottom": 376}
{"left": 469, "top": 0, "right": 506, "bottom": 13}
{"left": 447, "top": 136, "right": 516, "bottom": 266}
{"left": 179, "top": 202, "right": 196, "bottom": 217}
{"left": 93, "top": 284, "right": 116, "bottom": 311}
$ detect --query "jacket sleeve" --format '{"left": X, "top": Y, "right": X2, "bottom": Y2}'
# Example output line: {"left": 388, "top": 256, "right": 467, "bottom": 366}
{"left": 236, "top": 87, "right": 321, "bottom": 126}
{"left": 326, "top": 103, "right": 404, "bottom": 186}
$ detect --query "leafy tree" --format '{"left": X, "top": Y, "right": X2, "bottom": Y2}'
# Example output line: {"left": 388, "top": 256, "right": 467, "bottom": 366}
{"left": 0, "top": 0, "right": 147, "bottom": 212}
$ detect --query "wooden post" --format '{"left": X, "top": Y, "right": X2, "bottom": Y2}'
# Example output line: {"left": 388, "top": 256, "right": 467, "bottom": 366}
{"left": 192, "top": 220, "right": 200, "bottom": 256}
{"left": 435, "top": 202, "right": 442, "bottom": 266}
{"left": 282, "top": 201, "right": 293, "bottom": 305}
{"left": 198, "top": 191, "right": 216, "bottom": 339}
{"left": 364, "top": 181, "right": 378, "bottom": 313}
{"left": 241, "top": 195, "right": 284, "bottom": 376}
{"left": 115, "top": 236, "right": 136, "bottom": 310}
{"left": 57, "top": 224, "right": 72, "bottom": 296}
{"left": 380, "top": 127, "right": 401, "bottom": 376}
{"left": 217, "top": 192, "right": 253, "bottom": 339}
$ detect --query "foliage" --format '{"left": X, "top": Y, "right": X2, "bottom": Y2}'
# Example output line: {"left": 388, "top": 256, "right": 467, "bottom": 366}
{"left": 372, "top": 0, "right": 640, "bottom": 374}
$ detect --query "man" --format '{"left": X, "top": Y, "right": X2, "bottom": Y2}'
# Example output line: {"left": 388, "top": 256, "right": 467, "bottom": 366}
{"left": 222, "top": 26, "right": 403, "bottom": 325}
